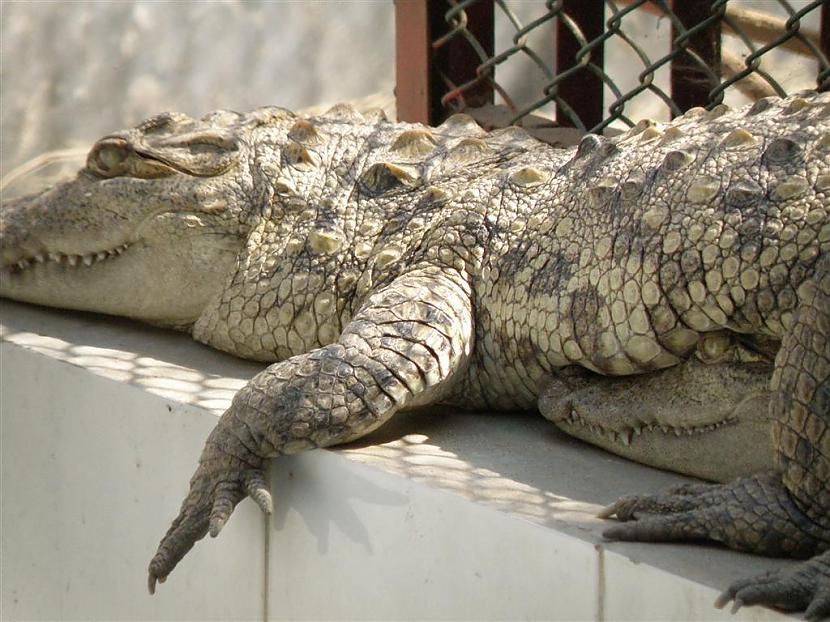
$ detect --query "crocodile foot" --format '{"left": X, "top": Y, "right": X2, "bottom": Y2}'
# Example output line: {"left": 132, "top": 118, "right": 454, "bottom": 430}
{"left": 715, "top": 551, "right": 830, "bottom": 621}
{"left": 147, "top": 435, "right": 272, "bottom": 594}
{"left": 600, "top": 471, "right": 830, "bottom": 618}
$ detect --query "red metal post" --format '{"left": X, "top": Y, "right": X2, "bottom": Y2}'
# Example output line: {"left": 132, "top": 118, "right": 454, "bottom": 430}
{"left": 821, "top": 2, "right": 829, "bottom": 90}
{"left": 395, "top": 0, "right": 432, "bottom": 124}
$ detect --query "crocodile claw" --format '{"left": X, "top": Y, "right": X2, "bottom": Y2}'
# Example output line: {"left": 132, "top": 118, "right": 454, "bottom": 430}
{"left": 601, "top": 471, "right": 825, "bottom": 556}
{"left": 715, "top": 551, "right": 830, "bottom": 621}
{"left": 147, "top": 455, "right": 271, "bottom": 594}
{"left": 602, "top": 472, "right": 830, "bottom": 618}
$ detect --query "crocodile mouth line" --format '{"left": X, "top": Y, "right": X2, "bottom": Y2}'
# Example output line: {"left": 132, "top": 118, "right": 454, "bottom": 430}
{"left": 559, "top": 407, "right": 737, "bottom": 446}
{"left": 3, "top": 243, "right": 131, "bottom": 274}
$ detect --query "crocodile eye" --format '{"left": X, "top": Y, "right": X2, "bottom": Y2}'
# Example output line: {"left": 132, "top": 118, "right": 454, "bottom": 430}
{"left": 87, "top": 138, "right": 131, "bottom": 177}
{"left": 98, "top": 145, "right": 127, "bottom": 169}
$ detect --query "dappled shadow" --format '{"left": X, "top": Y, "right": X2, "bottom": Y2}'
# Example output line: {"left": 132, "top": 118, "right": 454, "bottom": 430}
{"left": 340, "top": 410, "right": 799, "bottom": 593}
{"left": 342, "top": 410, "right": 642, "bottom": 535}
{"left": 1, "top": 298, "right": 797, "bottom": 592}
{"left": 1, "top": 299, "right": 262, "bottom": 415}
{"left": 2, "top": 297, "right": 684, "bottom": 525}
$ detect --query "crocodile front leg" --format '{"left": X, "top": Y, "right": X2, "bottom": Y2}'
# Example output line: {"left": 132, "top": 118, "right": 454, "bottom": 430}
{"left": 148, "top": 266, "right": 473, "bottom": 592}
{"left": 602, "top": 256, "right": 830, "bottom": 618}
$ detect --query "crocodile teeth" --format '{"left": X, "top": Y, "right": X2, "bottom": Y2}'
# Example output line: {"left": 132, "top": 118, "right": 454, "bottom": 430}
{"left": 621, "top": 430, "right": 633, "bottom": 446}
{"left": 9, "top": 246, "right": 129, "bottom": 272}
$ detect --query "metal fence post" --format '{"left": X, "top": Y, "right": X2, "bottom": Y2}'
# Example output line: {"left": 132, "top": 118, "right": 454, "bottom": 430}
{"left": 395, "top": 0, "right": 432, "bottom": 124}
{"left": 556, "top": 0, "right": 606, "bottom": 129}
{"left": 670, "top": 0, "right": 723, "bottom": 111}
{"left": 821, "top": 1, "right": 829, "bottom": 90}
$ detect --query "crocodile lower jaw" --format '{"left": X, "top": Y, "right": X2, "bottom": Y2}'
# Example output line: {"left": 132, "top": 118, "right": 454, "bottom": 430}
{"left": 558, "top": 408, "right": 736, "bottom": 446}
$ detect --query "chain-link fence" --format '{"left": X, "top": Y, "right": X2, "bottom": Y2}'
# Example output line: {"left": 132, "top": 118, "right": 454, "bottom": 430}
{"left": 396, "top": 0, "right": 828, "bottom": 135}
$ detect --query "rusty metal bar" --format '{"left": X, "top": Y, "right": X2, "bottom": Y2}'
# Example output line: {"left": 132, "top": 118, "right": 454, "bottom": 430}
{"left": 824, "top": 1, "right": 829, "bottom": 54}
{"left": 670, "top": 0, "right": 723, "bottom": 112}
{"left": 395, "top": 0, "right": 432, "bottom": 124}
{"left": 430, "top": 0, "right": 495, "bottom": 124}
{"left": 556, "top": 0, "right": 605, "bottom": 129}
{"left": 822, "top": 2, "right": 829, "bottom": 91}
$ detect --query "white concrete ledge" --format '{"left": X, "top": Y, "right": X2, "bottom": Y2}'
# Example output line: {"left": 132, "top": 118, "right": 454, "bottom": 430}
{"left": 0, "top": 299, "right": 795, "bottom": 620}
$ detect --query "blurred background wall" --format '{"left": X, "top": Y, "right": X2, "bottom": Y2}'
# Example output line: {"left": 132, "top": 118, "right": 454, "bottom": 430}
{"left": 0, "top": 1, "right": 395, "bottom": 178}
{"left": 1, "top": 0, "right": 820, "bottom": 189}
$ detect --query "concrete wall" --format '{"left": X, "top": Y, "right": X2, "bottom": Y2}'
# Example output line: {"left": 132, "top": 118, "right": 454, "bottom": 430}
{"left": 1, "top": 300, "right": 796, "bottom": 621}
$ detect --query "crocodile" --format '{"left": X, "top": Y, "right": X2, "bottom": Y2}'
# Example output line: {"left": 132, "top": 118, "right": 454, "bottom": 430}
{"left": 1, "top": 91, "right": 828, "bottom": 618}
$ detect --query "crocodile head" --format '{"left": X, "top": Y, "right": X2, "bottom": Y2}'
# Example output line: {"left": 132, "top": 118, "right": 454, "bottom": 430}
{"left": 0, "top": 110, "right": 275, "bottom": 328}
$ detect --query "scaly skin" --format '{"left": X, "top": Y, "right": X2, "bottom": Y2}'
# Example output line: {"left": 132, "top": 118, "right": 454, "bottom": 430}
{"left": 1, "top": 92, "right": 828, "bottom": 616}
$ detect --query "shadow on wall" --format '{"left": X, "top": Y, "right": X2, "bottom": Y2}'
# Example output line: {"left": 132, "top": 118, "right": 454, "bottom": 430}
{"left": 1, "top": 301, "right": 609, "bottom": 537}
{"left": 1, "top": 302, "right": 260, "bottom": 415}
{"left": 344, "top": 424, "right": 603, "bottom": 530}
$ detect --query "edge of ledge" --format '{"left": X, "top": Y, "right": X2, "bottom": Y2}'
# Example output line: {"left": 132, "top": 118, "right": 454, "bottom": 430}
{"left": 1, "top": 300, "right": 796, "bottom": 621}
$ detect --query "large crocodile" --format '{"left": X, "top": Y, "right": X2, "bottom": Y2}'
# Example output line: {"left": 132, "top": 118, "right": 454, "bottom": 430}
{"left": 1, "top": 92, "right": 828, "bottom": 618}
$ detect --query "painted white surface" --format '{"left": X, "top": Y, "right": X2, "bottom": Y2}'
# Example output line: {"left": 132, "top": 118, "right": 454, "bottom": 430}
{"left": 0, "top": 341, "right": 265, "bottom": 620}
{"left": 268, "top": 451, "right": 598, "bottom": 620}
{"left": 1, "top": 300, "right": 795, "bottom": 620}
{"left": 602, "top": 549, "right": 793, "bottom": 622}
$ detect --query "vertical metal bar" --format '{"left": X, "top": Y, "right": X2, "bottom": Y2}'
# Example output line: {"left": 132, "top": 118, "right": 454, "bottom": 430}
{"left": 556, "top": 0, "right": 605, "bottom": 129}
{"left": 670, "top": 0, "right": 722, "bottom": 112}
{"left": 395, "top": 0, "right": 431, "bottom": 124}
{"left": 821, "top": 2, "right": 829, "bottom": 91}
{"left": 430, "top": 0, "right": 495, "bottom": 124}
{"left": 823, "top": 1, "right": 829, "bottom": 55}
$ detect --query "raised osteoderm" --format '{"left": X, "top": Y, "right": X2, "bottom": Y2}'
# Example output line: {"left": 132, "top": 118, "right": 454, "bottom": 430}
{"left": 2, "top": 92, "right": 829, "bottom": 618}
